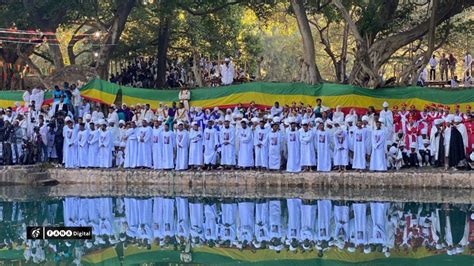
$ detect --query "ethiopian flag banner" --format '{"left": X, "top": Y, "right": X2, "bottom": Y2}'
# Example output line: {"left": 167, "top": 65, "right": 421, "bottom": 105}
{"left": 0, "top": 79, "right": 473, "bottom": 111}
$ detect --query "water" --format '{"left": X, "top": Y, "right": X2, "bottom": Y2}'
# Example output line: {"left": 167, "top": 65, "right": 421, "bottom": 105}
{"left": 0, "top": 192, "right": 473, "bottom": 265}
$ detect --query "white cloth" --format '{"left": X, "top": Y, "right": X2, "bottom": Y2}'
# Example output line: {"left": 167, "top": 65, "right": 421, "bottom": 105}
{"left": 189, "top": 128, "right": 204, "bottom": 166}
{"left": 175, "top": 129, "right": 189, "bottom": 170}
{"left": 268, "top": 130, "right": 283, "bottom": 170}
{"left": 369, "top": 129, "right": 387, "bottom": 171}
{"left": 254, "top": 126, "right": 269, "bottom": 168}
{"left": 238, "top": 127, "right": 254, "bottom": 167}
{"left": 333, "top": 131, "right": 349, "bottom": 166}
{"left": 124, "top": 128, "right": 138, "bottom": 168}
{"left": 220, "top": 126, "right": 235, "bottom": 165}
{"left": 286, "top": 130, "right": 301, "bottom": 172}
{"left": 316, "top": 130, "right": 331, "bottom": 171}
{"left": 98, "top": 129, "right": 112, "bottom": 168}
{"left": 352, "top": 128, "right": 368, "bottom": 170}
{"left": 137, "top": 126, "right": 152, "bottom": 167}
{"left": 87, "top": 129, "right": 100, "bottom": 167}
{"left": 299, "top": 128, "right": 315, "bottom": 166}
{"left": 160, "top": 130, "right": 175, "bottom": 169}
{"left": 63, "top": 126, "right": 77, "bottom": 168}
{"left": 203, "top": 127, "right": 218, "bottom": 165}
{"left": 77, "top": 129, "right": 89, "bottom": 167}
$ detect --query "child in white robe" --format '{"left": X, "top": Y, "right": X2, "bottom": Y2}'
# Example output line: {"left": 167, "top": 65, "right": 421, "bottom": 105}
{"left": 333, "top": 129, "right": 349, "bottom": 171}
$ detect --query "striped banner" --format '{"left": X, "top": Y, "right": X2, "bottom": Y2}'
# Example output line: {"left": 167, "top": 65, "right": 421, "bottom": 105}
{"left": 1, "top": 80, "right": 473, "bottom": 112}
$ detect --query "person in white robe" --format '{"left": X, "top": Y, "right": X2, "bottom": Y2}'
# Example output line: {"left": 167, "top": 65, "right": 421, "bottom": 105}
{"left": 370, "top": 119, "right": 387, "bottom": 171}
{"left": 238, "top": 119, "right": 254, "bottom": 168}
{"left": 63, "top": 118, "right": 77, "bottom": 168}
{"left": 189, "top": 201, "right": 205, "bottom": 244}
{"left": 352, "top": 120, "right": 368, "bottom": 171}
{"left": 136, "top": 120, "right": 152, "bottom": 168}
{"left": 204, "top": 203, "right": 218, "bottom": 243}
{"left": 316, "top": 123, "right": 331, "bottom": 172}
{"left": 221, "top": 202, "right": 238, "bottom": 243}
{"left": 268, "top": 119, "right": 283, "bottom": 170}
{"left": 286, "top": 118, "right": 301, "bottom": 173}
{"left": 124, "top": 122, "right": 138, "bottom": 168}
{"left": 87, "top": 122, "right": 100, "bottom": 167}
{"left": 269, "top": 200, "right": 283, "bottom": 248}
{"left": 316, "top": 200, "right": 332, "bottom": 242}
{"left": 175, "top": 197, "right": 190, "bottom": 242}
{"left": 430, "top": 119, "right": 444, "bottom": 165}
{"left": 299, "top": 120, "right": 315, "bottom": 171}
{"left": 77, "top": 123, "right": 89, "bottom": 167}
{"left": 175, "top": 122, "right": 189, "bottom": 170}
{"left": 160, "top": 123, "right": 175, "bottom": 170}
{"left": 286, "top": 198, "right": 302, "bottom": 248}
{"left": 152, "top": 197, "right": 164, "bottom": 242}
{"left": 300, "top": 201, "right": 317, "bottom": 246}
{"left": 353, "top": 203, "right": 368, "bottom": 246}
{"left": 238, "top": 201, "right": 255, "bottom": 244}
{"left": 98, "top": 121, "right": 113, "bottom": 168}
{"left": 333, "top": 129, "right": 349, "bottom": 171}
{"left": 219, "top": 117, "right": 235, "bottom": 168}
{"left": 369, "top": 202, "right": 388, "bottom": 245}
{"left": 151, "top": 119, "right": 163, "bottom": 170}
{"left": 379, "top": 102, "right": 394, "bottom": 141}
{"left": 255, "top": 201, "right": 270, "bottom": 245}
{"left": 334, "top": 204, "right": 350, "bottom": 242}
{"left": 254, "top": 119, "right": 269, "bottom": 170}
{"left": 203, "top": 120, "right": 218, "bottom": 169}
{"left": 189, "top": 122, "right": 204, "bottom": 170}
{"left": 162, "top": 198, "right": 176, "bottom": 242}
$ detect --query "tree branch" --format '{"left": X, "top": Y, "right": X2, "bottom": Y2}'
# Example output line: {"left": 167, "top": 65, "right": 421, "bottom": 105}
{"left": 32, "top": 51, "right": 54, "bottom": 64}
{"left": 178, "top": 1, "right": 242, "bottom": 16}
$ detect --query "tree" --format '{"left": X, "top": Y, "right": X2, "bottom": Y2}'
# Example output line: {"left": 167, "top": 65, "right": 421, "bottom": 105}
{"left": 333, "top": 0, "right": 474, "bottom": 88}
{"left": 290, "top": 0, "right": 323, "bottom": 84}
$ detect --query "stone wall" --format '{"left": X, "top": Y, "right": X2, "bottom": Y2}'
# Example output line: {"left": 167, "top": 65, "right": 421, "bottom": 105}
{"left": 46, "top": 168, "right": 474, "bottom": 189}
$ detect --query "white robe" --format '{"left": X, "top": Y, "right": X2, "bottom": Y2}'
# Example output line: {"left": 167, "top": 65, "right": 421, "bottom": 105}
{"left": 204, "top": 204, "right": 218, "bottom": 241}
{"left": 300, "top": 203, "right": 316, "bottom": 241}
{"left": 268, "top": 130, "right": 283, "bottom": 170}
{"left": 255, "top": 202, "right": 270, "bottom": 242}
{"left": 316, "top": 200, "right": 332, "bottom": 241}
{"left": 299, "top": 129, "right": 315, "bottom": 166}
{"left": 352, "top": 128, "right": 367, "bottom": 170}
{"left": 286, "top": 198, "right": 302, "bottom": 240}
{"left": 238, "top": 202, "right": 255, "bottom": 242}
{"left": 203, "top": 127, "right": 218, "bottom": 165}
{"left": 162, "top": 198, "right": 176, "bottom": 238}
{"left": 152, "top": 127, "right": 163, "bottom": 169}
{"left": 369, "top": 202, "right": 388, "bottom": 244}
{"left": 87, "top": 129, "right": 100, "bottom": 167}
{"left": 160, "top": 130, "right": 175, "bottom": 169}
{"left": 124, "top": 128, "right": 138, "bottom": 168}
{"left": 353, "top": 203, "right": 368, "bottom": 245}
{"left": 99, "top": 130, "right": 112, "bottom": 168}
{"left": 370, "top": 129, "right": 387, "bottom": 171}
{"left": 152, "top": 197, "right": 164, "bottom": 239}
{"left": 254, "top": 127, "right": 269, "bottom": 168}
{"left": 175, "top": 129, "right": 189, "bottom": 170}
{"left": 189, "top": 202, "right": 205, "bottom": 242}
{"left": 176, "top": 197, "right": 190, "bottom": 239}
{"left": 334, "top": 205, "right": 350, "bottom": 241}
{"left": 77, "top": 130, "right": 89, "bottom": 167}
{"left": 333, "top": 131, "right": 349, "bottom": 166}
{"left": 137, "top": 126, "right": 152, "bottom": 167}
{"left": 221, "top": 203, "right": 237, "bottom": 241}
{"left": 63, "top": 126, "right": 77, "bottom": 168}
{"left": 269, "top": 200, "right": 283, "bottom": 239}
{"left": 286, "top": 130, "right": 301, "bottom": 172}
{"left": 316, "top": 130, "right": 331, "bottom": 171}
{"left": 189, "top": 129, "right": 204, "bottom": 166}
{"left": 219, "top": 126, "right": 235, "bottom": 165}
{"left": 238, "top": 127, "right": 254, "bottom": 167}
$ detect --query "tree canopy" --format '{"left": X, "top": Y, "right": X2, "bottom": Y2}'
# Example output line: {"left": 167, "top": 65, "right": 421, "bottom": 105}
{"left": 0, "top": 0, "right": 472, "bottom": 89}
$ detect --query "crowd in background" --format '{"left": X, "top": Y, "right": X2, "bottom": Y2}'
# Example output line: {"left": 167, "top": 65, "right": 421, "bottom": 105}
{"left": 418, "top": 51, "right": 473, "bottom": 87}
{"left": 109, "top": 56, "right": 251, "bottom": 88}
{"left": 0, "top": 85, "right": 473, "bottom": 172}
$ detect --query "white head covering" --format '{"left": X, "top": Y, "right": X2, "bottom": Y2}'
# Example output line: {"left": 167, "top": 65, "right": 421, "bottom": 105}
{"left": 224, "top": 115, "right": 232, "bottom": 122}
{"left": 288, "top": 117, "right": 296, "bottom": 124}
{"left": 251, "top": 117, "right": 259, "bottom": 123}
{"left": 410, "top": 142, "right": 417, "bottom": 149}
{"left": 454, "top": 116, "right": 462, "bottom": 123}
{"left": 435, "top": 119, "right": 444, "bottom": 125}
{"left": 301, "top": 119, "right": 308, "bottom": 125}
{"left": 273, "top": 117, "right": 280, "bottom": 123}
{"left": 420, "top": 128, "right": 427, "bottom": 134}
{"left": 119, "top": 120, "right": 125, "bottom": 125}
{"left": 361, "top": 115, "right": 369, "bottom": 122}
{"left": 85, "top": 113, "right": 92, "bottom": 120}
{"left": 383, "top": 101, "right": 389, "bottom": 108}
{"left": 241, "top": 118, "right": 248, "bottom": 123}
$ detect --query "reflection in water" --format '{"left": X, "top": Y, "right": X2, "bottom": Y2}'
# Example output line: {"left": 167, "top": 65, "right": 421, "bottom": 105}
{"left": 1, "top": 197, "right": 473, "bottom": 264}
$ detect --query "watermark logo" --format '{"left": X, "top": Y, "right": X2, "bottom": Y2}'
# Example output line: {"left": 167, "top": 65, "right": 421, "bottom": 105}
{"left": 27, "top": 227, "right": 92, "bottom": 240}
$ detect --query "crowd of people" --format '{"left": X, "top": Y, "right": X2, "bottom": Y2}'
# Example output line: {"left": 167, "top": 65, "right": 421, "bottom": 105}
{"left": 6, "top": 197, "right": 473, "bottom": 264}
{"left": 418, "top": 51, "right": 473, "bottom": 87}
{"left": 0, "top": 90, "right": 473, "bottom": 172}
{"left": 109, "top": 56, "right": 251, "bottom": 88}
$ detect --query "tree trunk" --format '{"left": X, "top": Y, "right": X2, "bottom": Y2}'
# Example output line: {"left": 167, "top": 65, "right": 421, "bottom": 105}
{"left": 48, "top": 37, "right": 65, "bottom": 70}
{"left": 96, "top": 0, "right": 136, "bottom": 79}
{"left": 155, "top": 15, "right": 172, "bottom": 88}
{"left": 192, "top": 50, "right": 203, "bottom": 87}
{"left": 291, "top": 0, "right": 322, "bottom": 84}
